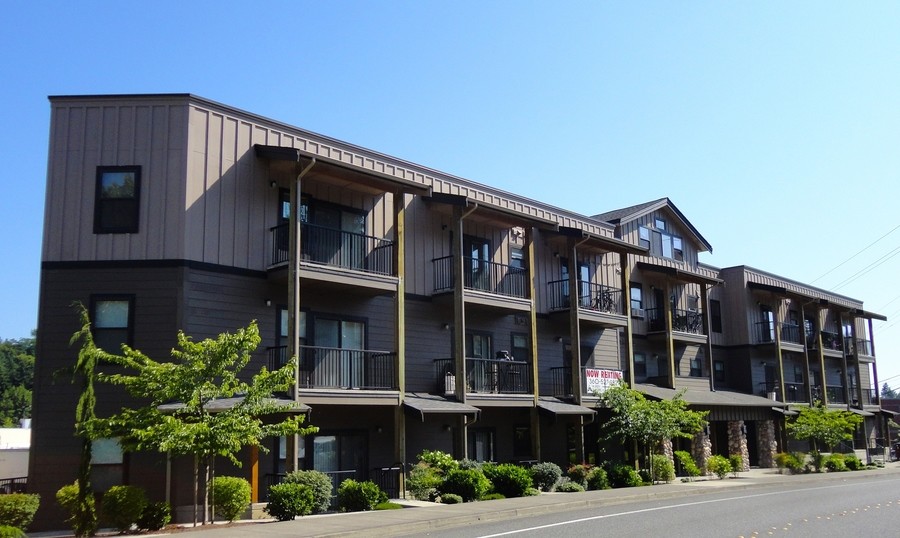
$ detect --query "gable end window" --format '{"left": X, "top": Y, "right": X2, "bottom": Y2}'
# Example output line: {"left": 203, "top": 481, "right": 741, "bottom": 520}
{"left": 94, "top": 166, "right": 141, "bottom": 233}
{"left": 639, "top": 220, "right": 683, "bottom": 262}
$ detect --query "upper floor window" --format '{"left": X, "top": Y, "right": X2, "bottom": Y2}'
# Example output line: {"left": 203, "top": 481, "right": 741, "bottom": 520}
{"left": 710, "top": 299, "right": 722, "bottom": 333}
{"left": 91, "top": 295, "right": 134, "bottom": 351}
{"left": 94, "top": 166, "right": 141, "bottom": 233}
{"left": 630, "top": 284, "right": 644, "bottom": 317}
{"left": 510, "top": 246, "right": 525, "bottom": 270}
{"left": 640, "top": 219, "right": 683, "bottom": 261}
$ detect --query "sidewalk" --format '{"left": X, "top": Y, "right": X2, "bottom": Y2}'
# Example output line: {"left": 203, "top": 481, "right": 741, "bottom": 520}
{"left": 30, "top": 463, "right": 900, "bottom": 538}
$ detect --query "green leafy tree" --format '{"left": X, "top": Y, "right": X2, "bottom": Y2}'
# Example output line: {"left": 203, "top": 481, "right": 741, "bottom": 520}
{"left": 91, "top": 321, "right": 317, "bottom": 526}
{"left": 0, "top": 335, "right": 35, "bottom": 426}
{"left": 598, "top": 383, "right": 707, "bottom": 482}
{"left": 785, "top": 401, "right": 863, "bottom": 453}
{"left": 881, "top": 382, "right": 898, "bottom": 399}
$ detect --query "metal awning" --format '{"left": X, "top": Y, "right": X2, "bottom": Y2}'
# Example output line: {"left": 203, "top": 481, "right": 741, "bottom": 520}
{"left": 556, "top": 226, "right": 647, "bottom": 256}
{"left": 537, "top": 397, "right": 596, "bottom": 416}
{"left": 425, "top": 192, "right": 560, "bottom": 231}
{"left": 635, "top": 384, "right": 786, "bottom": 408}
{"left": 403, "top": 393, "right": 480, "bottom": 422}
{"left": 772, "top": 407, "right": 799, "bottom": 416}
{"left": 157, "top": 396, "right": 310, "bottom": 414}
{"left": 846, "top": 408, "right": 875, "bottom": 417}
{"left": 636, "top": 262, "right": 723, "bottom": 286}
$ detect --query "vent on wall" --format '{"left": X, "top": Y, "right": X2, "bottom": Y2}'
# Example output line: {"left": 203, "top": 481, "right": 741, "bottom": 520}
{"left": 631, "top": 308, "right": 645, "bottom": 319}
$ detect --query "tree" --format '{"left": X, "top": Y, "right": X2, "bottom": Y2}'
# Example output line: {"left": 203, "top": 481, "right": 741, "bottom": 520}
{"left": 881, "top": 382, "right": 898, "bottom": 399}
{"left": 598, "top": 383, "right": 707, "bottom": 481}
{"left": 92, "top": 321, "right": 316, "bottom": 525}
{"left": 0, "top": 334, "right": 35, "bottom": 426}
{"left": 785, "top": 401, "right": 863, "bottom": 453}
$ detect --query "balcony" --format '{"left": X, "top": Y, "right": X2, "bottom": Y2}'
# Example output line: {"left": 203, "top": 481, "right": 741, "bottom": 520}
{"left": 546, "top": 366, "right": 624, "bottom": 399}
{"left": 434, "top": 357, "right": 532, "bottom": 395}
{"left": 860, "top": 388, "right": 879, "bottom": 406}
{"left": 780, "top": 323, "right": 802, "bottom": 345}
{"left": 784, "top": 382, "right": 808, "bottom": 403}
{"left": 825, "top": 385, "right": 846, "bottom": 404}
{"left": 847, "top": 338, "right": 874, "bottom": 359}
{"left": 819, "top": 331, "right": 844, "bottom": 354}
{"left": 270, "top": 223, "right": 394, "bottom": 275}
{"left": 547, "top": 281, "right": 624, "bottom": 315}
{"left": 432, "top": 256, "right": 527, "bottom": 299}
{"left": 267, "top": 345, "right": 396, "bottom": 390}
{"left": 648, "top": 308, "right": 703, "bottom": 334}
{"left": 754, "top": 321, "right": 776, "bottom": 344}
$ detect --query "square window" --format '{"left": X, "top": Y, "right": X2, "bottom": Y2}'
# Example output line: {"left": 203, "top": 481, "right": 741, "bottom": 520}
{"left": 94, "top": 166, "right": 141, "bottom": 233}
{"left": 91, "top": 296, "right": 133, "bottom": 351}
{"left": 654, "top": 218, "right": 666, "bottom": 231}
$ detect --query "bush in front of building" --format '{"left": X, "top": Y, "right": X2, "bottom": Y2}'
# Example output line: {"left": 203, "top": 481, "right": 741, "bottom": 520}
{"left": 728, "top": 454, "right": 744, "bottom": 477}
{"left": 439, "top": 493, "right": 463, "bottom": 504}
{"left": 265, "top": 482, "right": 314, "bottom": 521}
{"left": 210, "top": 476, "right": 251, "bottom": 522}
{"left": 101, "top": 485, "right": 148, "bottom": 533}
{"left": 566, "top": 464, "right": 592, "bottom": 488}
{"left": 824, "top": 453, "right": 848, "bottom": 472}
{"left": 408, "top": 462, "right": 443, "bottom": 501}
{"left": 843, "top": 453, "right": 863, "bottom": 470}
{"left": 0, "top": 493, "right": 39, "bottom": 531}
{"left": 651, "top": 455, "right": 675, "bottom": 483}
{"left": 585, "top": 467, "right": 610, "bottom": 490}
{"left": 284, "top": 470, "right": 334, "bottom": 514}
{"left": 438, "top": 468, "right": 490, "bottom": 502}
{"left": 774, "top": 452, "right": 806, "bottom": 474}
{"left": 706, "top": 455, "right": 732, "bottom": 479}
{"left": 553, "top": 478, "right": 585, "bottom": 492}
{"left": 608, "top": 463, "right": 643, "bottom": 488}
{"left": 418, "top": 449, "right": 459, "bottom": 473}
{"left": 457, "top": 458, "right": 483, "bottom": 471}
{"left": 674, "top": 450, "right": 701, "bottom": 480}
{"left": 530, "top": 462, "right": 562, "bottom": 492}
{"left": 337, "top": 479, "right": 388, "bottom": 512}
{"left": 137, "top": 501, "right": 171, "bottom": 531}
{"left": 0, "top": 525, "right": 26, "bottom": 538}
{"left": 55, "top": 481, "right": 97, "bottom": 537}
{"left": 482, "top": 463, "right": 532, "bottom": 498}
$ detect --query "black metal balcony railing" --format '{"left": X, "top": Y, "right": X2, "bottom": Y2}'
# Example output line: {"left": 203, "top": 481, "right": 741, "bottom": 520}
{"left": 434, "top": 357, "right": 532, "bottom": 395}
{"left": 825, "top": 385, "right": 846, "bottom": 404}
{"left": 647, "top": 308, "right": 703, "bottom": 334}
{"left": 820, "top": 331, "right": 843, "bottom": 352}
{"left": 861, "top": 388, "right": 878, "bottom": 405}
{"left": 784, "top": 382, "right": 808, "bottom": 403}
{"left": 547, "top": 366, "right": 625, "bottom": 398}
{"left": 546, "top": 281, "right": 624, "bottom": 315}
{"left": 0, "top": 477, "right": 26, "bottom": 494}
{"left": 848, "top": 338, "right": 873, "bottom": 357}
{"left": 758, "top": 381, "right": 781, "bottom": 400}
{"left": 431, "top": 256, "right": 527, "bottom": 298}
{"left": 755, "top": 321, "right": 776, "bottom": 344}
{"left": 267, "top": 345, "right": 396, "bottom": 390}
{"left": 270, "top": 222, "right": 394, "bottom": 275}
{"left": 780, "top": 323, "right": 802, "bottom": 345}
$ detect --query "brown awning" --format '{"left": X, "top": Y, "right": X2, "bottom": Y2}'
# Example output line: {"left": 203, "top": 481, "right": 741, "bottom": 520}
{"left": 158, "top": 396, "right": 310, "bottom": 414}
{"left": 636, "top": 262, "right": 723, "bottom": 286}
{"left": 403, "top": 393, "right": 480, "bottom": 422}
{"left": 537, "top": 397, "right": 596, "bottom": 416}
{"left": 635, "top": 383, "right": 786, "bottom": 408}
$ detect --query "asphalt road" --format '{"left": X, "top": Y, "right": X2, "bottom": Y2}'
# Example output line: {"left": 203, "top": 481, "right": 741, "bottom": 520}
{"left": 408, "top": 474, "right": 900, "bottom": 538}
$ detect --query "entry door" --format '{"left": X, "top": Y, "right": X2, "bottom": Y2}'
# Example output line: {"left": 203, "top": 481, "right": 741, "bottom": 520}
{"left": 314, "top": 318, "right": 365, "bottom": 388}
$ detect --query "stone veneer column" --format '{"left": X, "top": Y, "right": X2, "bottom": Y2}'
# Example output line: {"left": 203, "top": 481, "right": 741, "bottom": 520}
{"left": 757, "top": 420, "right": 777, "bottom": 468}
{"left": 727, "top": 420, "right": 749, "bottom": 471}
{"left": 659, "top": 438, "right": 674, "bottom": 466}
{"left": 692, "top": 429, "right": 712, "bottom": 473}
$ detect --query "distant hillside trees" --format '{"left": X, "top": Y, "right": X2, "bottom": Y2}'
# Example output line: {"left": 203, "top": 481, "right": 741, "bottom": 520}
{"left": 0, "top": 334, "right": 35, "bottom": 426}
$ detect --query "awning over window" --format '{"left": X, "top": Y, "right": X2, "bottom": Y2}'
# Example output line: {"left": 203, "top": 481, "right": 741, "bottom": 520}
{"left": 634, "top": 383, "right": 787, "bottom": 408}
{"left": 157, "top": 396, "right": 310, "bottom": 414}
{"left": 845, "top": 408, "right": 875, "bottom": 417}
{"left": 403, "top": 393, "right": 480, "bottom": 422}
{"left": 537, "top": 397, "right": 596, "bottom": 416}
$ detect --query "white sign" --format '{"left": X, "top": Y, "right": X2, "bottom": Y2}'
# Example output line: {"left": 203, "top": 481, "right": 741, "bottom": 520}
{"left": 585, "top": 368, "right": 623, "bottom": 395}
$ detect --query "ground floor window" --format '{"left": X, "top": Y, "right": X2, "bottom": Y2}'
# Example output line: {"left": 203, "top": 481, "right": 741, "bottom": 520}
{"left": 468, "top": 428, "right": 494, "bottom": 462}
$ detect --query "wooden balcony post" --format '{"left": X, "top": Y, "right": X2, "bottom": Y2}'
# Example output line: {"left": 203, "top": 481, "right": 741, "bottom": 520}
{"left": 665, "top": 282, "right": 675, "bottom": 389}
{"left": 702, "top": 283, "right": 714, "bottom": 391}
{"left": 774, "top": 301, "right": 786, "bottom": 403}
{"left": 567, "top": 238, "right": 583, "bottom": 404}
{"left": 452, "top": 205, "right": 470, "bottom": 459}
{"left": 620, "top": 252, "right": 635, "bottom": 388}
{"left": 393, "top": 190, "right": 407, "bottom": 466}
{"left": 800, "top": 303, "right": 815, "bottom": 405}
{"left": 526, "top": 227, "right": 541, "bottom": 461}
{"left": 815, "top": 306, "right": 828, "bottom": 405}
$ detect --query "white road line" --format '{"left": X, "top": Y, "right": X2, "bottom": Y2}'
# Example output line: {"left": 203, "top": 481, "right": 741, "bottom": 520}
{"left": 476, "top": 482, "right": 881, "bottom": 537}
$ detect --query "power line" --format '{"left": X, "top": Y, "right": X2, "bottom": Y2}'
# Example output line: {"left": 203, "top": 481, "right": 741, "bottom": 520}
{"left": 812, "top": 223, "right": 900, "bottom": 284}
{"left": 832, "top": 244, "right": 900, "bottom": 291}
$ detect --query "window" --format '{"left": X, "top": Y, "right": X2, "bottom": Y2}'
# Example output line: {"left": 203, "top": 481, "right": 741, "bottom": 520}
{"left": 709, "top": 300, "right": 722, "bottom": 333}
{"left": 91, "top": 438, "right": 124, "bottom": 492}
{"left": 639, "top": 222, "right": 683, "bottom": 261}
{"left": 510, "top": 247, "right": 525, "bottom": 270}
{"left": 654, "top": 218, "right": 667, "bottom": 231}
{"left": 513, "top": 425, "right": 531, "bottom": 458}
{"left": 633, "top": 353, "right": 647, "bottom": 377}
{"left": 714, "top": 360, "right": 725, "bottom": 383}
{"left": 638, "top": 227, "right": 650, "bottom": 249}
{"left": 466, "top": 331, "right": 492, "bottom": 359}
{"left": 313, "top": 316, "right": 365, "bottom": 388}
{"left": 689, "top": 356, "right": 702, "bottom": 377}
{"left": 630, "top": 284, "right": 644, "bottom": 317}
{"left": 91, "top": 296, "right": 133, "bottom": 351}
{"left": 793, "top": 364, "right": 804, "bottom": 384}
{"left": 94, "top": 166, "right": 141, "bottom": 233}
{"left": 310, "top": 432, "right": 366, "bottom": 475}
{"left": 468, "top": 428, "right": 494, "bottom": 462}
{"left": 511, "top": 333, "right": 528, "bottom": 362}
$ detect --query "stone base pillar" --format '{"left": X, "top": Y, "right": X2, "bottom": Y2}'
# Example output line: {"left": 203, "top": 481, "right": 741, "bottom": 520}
{"left": 757, "top": 420, "right": 777, "bottom": 468}
{"left": 692, "top": 429, "right": 712, "bottom": 474}
{"left": 727, "top": 420, "right": 749, "bottom": 471}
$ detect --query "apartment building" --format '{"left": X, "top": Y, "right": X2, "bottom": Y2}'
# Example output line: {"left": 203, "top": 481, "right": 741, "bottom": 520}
{"left": 30, "top": 94, "right": 890, "bottom": 527}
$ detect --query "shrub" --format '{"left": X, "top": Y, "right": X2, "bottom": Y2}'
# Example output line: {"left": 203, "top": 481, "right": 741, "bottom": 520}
{"left": 0, "top": 494, "right": 39, "bottom": 530}
{"left": 440, "top": 493, "right": 463, "bottom": 504}
{"left": 439, "top": 469, "right": 490, "bottom": 502}
{"left": 374, "top": 502, "right": 403, "bottom": 510}
{"left": 651, "top": 455, "right": 675, "bottom": 483}
{"left": 210, "top": 476, "right": 251, "bottom": 522}
{"left": 844, "top": 454, "right": 863, "bottom": 471}
{"left": 608, "top": 463, "right": 643, "bottom": 488}
{"left": 407, "top": 462, "right": 443, "bottom": 501}
{"left": 0, "top": 526, "right": 25, "bottom": 538}
{"left": 481, "top": 492, "right": 506, "bottom": 500}
{"left": 810, "top": 451, "right": 827, "bottom": 473}
{"left": 707, "top": 455, "right": 731, "bottom": 479}
{"left": 457, "top": 458, "right": 482, "bottom": 471}
{"left": 728, "top": 454, "right": 744, "bottom": 477}
{"left": 530, "top": 462, "right": 562, "bottom": 492}
{"left": 774, "top": 452, "right": 805, "bottom": 474}
{"left": 418, "top": 450, "right": 459, "bottom": 473}
{"left": 56, "top": 481, "right": 97, "bottom": 537}
{"left": 554, "top": 478, "right": 585, "bottom": 492}
{"left": 483, "top": 463, "right": 532, "bottom": 498}
{"left": 284, "top": 469, "right": 333, "bottom": 514}
{"left": 137, "top": 501, "right": 171, "bottom": 531}
{"left": 265, "top": 482, "right": 314, "bottom": 521}
{"left": 674, "top": 451, "right": 701, "bottom": 479}
{"left": 585, "top": 467, "right": 610, "bottom": 490}
{"left": 824, "top": 453, "right": 847, "bottom": 472}
{"left": 524, "top": 487, "right": 540, "bottom": 497}
{"left": 566, "top": 464, "right": 592, "bottom": 487}
{"left": 337, "top": 479, "right": 387, "bottom": 512}
{"left": 101, "top": 485, "right": 147, "bottom": 533}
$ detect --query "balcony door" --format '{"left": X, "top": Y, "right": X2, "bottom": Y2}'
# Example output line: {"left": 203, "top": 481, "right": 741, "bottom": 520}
{"left": 313, "top": 317, "right": 365, "bottom": 388}
{"left": 463, "top": 235, "right": 491, "bottom": 291}
{"left": 283, "top": 194, "right": 367, "bottom": 270}
{"left": 560, "top": 259, "right": 590, "bottom": 307}
{"left": 311, "top": 432, "right": 367, "bottom": 482}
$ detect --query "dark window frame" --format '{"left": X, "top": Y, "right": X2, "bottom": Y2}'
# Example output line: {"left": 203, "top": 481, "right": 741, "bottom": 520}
{"left": 633, "top": 352, "right": 647, "bottom": 377}
{"left": 713, "top": 360, "right": 725, "bottom": 383}
{"left": 89, "top": 294, "right": 135, "bottom": 350}
{"left": 710, "top": 300, "right": 723, "bottom": 333}
{"left": 94, "top": 165, "right": 141, "bottom": 234}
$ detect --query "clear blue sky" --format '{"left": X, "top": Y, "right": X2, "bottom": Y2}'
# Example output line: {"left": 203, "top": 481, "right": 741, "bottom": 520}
{"left": 3, "top": 2, "right": 900, "bottom": 388}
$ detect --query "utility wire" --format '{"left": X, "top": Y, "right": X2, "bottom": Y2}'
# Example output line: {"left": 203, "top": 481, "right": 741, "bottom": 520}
{"left": 812, "top": 223, "right": 900, "bottom": 284}
{"left": 832, "top": 245, "right": 900, "bottom": 291}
